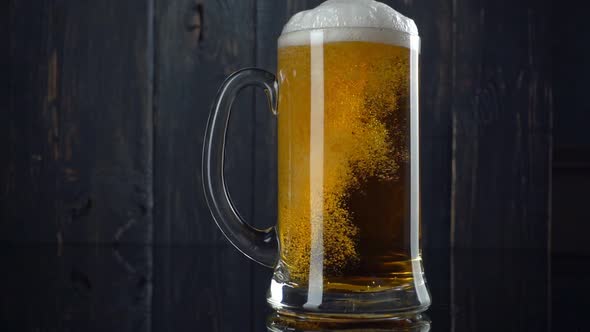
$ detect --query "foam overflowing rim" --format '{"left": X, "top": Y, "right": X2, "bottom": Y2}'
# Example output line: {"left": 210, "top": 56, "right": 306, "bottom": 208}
{"left": 278, "top": 27, "right": 420, "bottom": 50}
{"left": 281, "top": 0, "right": 418, "bottom": 35}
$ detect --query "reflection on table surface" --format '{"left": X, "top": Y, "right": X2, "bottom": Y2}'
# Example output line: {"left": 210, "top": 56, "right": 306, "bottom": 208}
{"left": 0, "top": 245, "right": 587, "bottom": 331}
{"left": 266, "top": 312, "right": 430, "bottom": 332}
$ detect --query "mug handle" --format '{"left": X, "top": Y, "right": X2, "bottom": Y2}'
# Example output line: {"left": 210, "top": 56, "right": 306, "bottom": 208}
{"left": 202, "top": 68, "right": 279, "bottom": 268}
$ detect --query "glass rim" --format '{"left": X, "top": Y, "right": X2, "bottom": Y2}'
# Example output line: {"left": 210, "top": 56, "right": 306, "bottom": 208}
{"left": 277, "top": 27, "right": 420, "bottom": 50}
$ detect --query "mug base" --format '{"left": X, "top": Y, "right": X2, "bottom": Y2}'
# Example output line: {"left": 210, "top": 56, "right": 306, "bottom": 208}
{"left": 266, "top": 277, "right": 431, "bottom": 319}
{"left": 266, "top": 310, "right": 431, "bottom": 332}
{"left": 274, "top": 308, "right": 428, "bottom": 322}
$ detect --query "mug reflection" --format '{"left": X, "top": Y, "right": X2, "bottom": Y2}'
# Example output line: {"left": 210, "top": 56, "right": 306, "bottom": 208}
{"left": 266, "top": 312, "right": 430, "bottom": 332}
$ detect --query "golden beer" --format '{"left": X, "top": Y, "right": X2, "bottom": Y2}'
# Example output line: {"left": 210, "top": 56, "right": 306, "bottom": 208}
{"left": 277, "top": 37, "right": 415, "bottom": 292}
{"left": 204, "top": 0, "right": 429, "bottom": 317}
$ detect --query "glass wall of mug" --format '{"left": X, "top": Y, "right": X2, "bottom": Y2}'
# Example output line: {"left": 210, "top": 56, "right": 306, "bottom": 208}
{"left": 268, "top": 27, "right": 429, "bottom": 316}
{"left": 202, "top": 2, "right": 429, "bottom": 318}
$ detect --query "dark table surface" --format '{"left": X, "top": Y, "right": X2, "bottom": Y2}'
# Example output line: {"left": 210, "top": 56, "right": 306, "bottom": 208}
{"left": 0, "top": 245, "right": 587, "bottom": 332}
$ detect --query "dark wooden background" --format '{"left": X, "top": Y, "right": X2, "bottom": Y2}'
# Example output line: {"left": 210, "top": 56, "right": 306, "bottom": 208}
{"left": 3, "top": 0, "right": 573, "bottom": 331}
{"left": 3, "top": 0, "right": 554, "bottom": 247}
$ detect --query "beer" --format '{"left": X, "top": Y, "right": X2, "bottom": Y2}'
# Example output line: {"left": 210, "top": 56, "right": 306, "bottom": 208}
{"left": 204, "top": 0, "right": 429, "bottom": 316}
{"left": 276, "top": 31, "right": 416, "bottom": 292}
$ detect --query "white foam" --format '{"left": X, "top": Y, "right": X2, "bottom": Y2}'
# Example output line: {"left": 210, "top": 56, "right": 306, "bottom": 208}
{"left": 279, "top": 0, "right": 418, "bottom": 48}
{"left": 282, "top": 0, "right": 418, "bottom": 35}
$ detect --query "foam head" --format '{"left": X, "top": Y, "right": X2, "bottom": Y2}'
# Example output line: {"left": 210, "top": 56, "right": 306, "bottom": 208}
{"left": 278, "top": 0, "right": 419, "bottom": 48}
{"left": 281, "top": 0, "right": 418, "bottom": 35}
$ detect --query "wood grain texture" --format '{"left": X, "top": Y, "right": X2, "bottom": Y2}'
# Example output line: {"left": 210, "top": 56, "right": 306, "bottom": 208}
{"left": 0, "top": 2, "right": 7, "bottom": 117}
{"left": 451, "top": 0, "right": 552, "bottom": 248}
{"left": 552, "top": 0, "right": 590, "bottom": 149}
{"left": 153, "top": 0, "right": 256, "bottom": 245}
{"left": 2, "top": 0, "right": 154, "bottom": 244}
{"left": 0, "top": 246, "right": 152, "bottom": 331}
{"left": 152, "top": 245, "right": 253, "bottom": 332}
{"left": 251, "top": 1, "right": 285, "bottom": 327}
{"left": 451, "top": 250, "right": 549, "bottom": 332}
{"left": 552, "top": 254, "right": 590, "bottom": 331}
{"left": 552, "top": 167, "right": 590, "bottom": 255}
{"left": 552, "top": 2, "right": 590, "bottom": 256}
{"left": 152, "top": 1, "right": 255, "bottom": 330}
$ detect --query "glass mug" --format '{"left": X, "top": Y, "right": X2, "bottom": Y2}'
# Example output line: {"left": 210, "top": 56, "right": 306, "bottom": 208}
{"left": 203, "top": 1, "right": 430, "bottom": 319}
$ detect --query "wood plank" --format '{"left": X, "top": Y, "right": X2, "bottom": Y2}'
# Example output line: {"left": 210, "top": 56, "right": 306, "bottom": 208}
{"left": 251, "top": 1, "right": 284, "bottom": 328}
{"left": 552, "top": 254, "right": 590, "bottom": 331}
{"left": 0, "top": 0, "right": 6, "bottom": 186}
{"left": 152, "top": 245, "right": 253, "bottom": 332}
{"left": 552, "top": 1, "right": 590, "bottom": 256}
{"left": 552, "top": 0, "right": 590, "bottom": 149}
{"left": 451, "top": 0, "right": 552, "bottom": 248}
{"left": 2, "top": 0, "right": 154, "bottom": 244}
{"left": 152, "top": 0, "right": 255, "bottom": 330}
{"left": 153, "top": 0, "right": 256, "bottom": 245}
{"left": 450, "top": 0, "right": 552, "bottom": 327}
{"left": 0, "top": 245, "right": 152, "bottom": 331}
{"left": 552, "top": 167, "right": 590, "bottom": 255}
{"left": 3, "top": 0, "right": 56, "bottom": 242}
{"left": 451, "top": 249, "right": 549, "bottom": 332}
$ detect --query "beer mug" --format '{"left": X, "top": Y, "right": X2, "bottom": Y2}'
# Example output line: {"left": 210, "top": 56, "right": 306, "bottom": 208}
{"left": 203, "top": 0, "right": 430, "bottom": 319}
